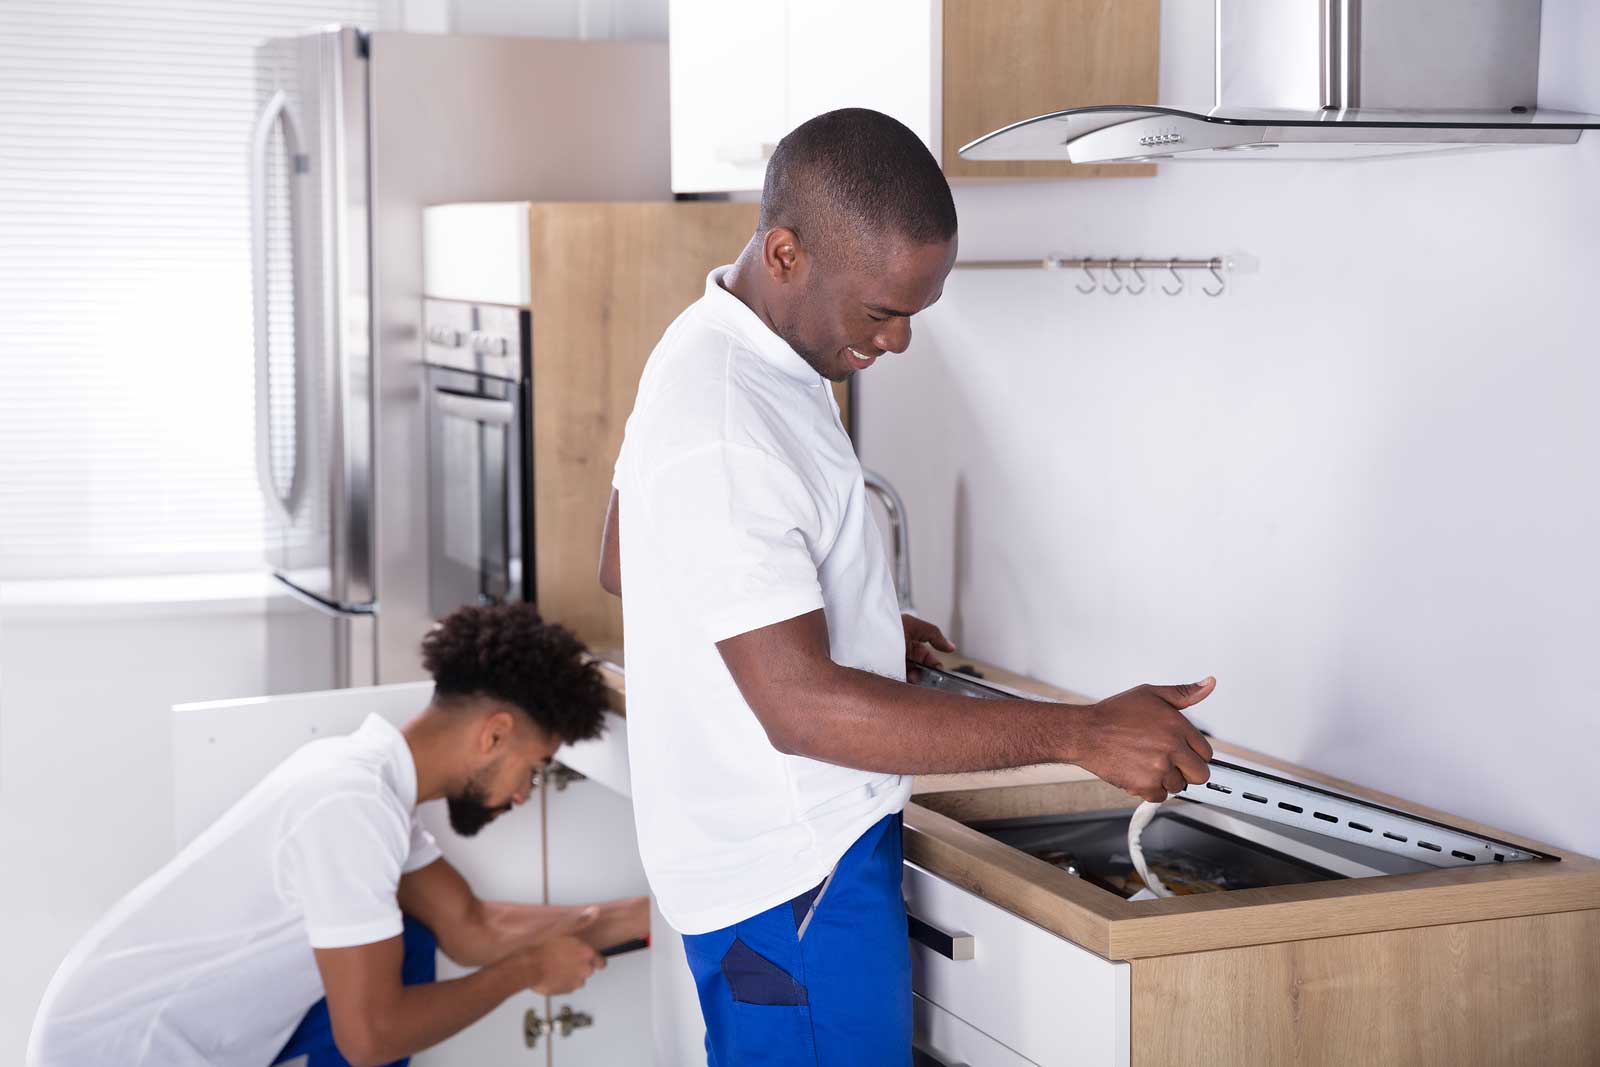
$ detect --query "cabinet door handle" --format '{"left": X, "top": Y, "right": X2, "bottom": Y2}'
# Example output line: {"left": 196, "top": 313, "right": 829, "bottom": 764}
{"left": 907, "top": 913, "right": 975, "bottom": 961}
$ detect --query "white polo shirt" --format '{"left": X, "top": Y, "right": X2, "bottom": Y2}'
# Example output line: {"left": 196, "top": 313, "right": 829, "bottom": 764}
{"left": 27, "top": 715, "right": 442, "bottom": 1067}
{"left": 612, "top": 266, "right": 911, "bottom": 935}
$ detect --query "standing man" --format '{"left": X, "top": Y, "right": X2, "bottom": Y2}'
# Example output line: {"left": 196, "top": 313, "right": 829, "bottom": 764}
{"left": 600, "top": 109, "right": 1214, "bottom": 1064}
{"left": 28, "top": 603, "right": 647, "bottom": 1067}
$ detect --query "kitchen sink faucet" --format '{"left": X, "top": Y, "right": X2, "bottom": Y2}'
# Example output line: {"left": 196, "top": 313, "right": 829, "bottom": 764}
{"left": 861, "top": 469, "right": 914, "bottom": 615}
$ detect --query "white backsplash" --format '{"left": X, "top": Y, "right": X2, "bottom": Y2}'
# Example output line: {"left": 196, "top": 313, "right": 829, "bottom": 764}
{"left": 859, "top": 1, "right": 1600, "bottom": 857}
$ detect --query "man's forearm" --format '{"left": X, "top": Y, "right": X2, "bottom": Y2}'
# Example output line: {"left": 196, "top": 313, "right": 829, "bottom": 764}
{"left": 766, "top": 664, "right": 1086, "bottom": 775}
{"left": 358, "top": 955, "right": 528, "bottom": 1066}
{"left": 452, "top": 899, "right": 641, "bottom": 966}
{"left": 442, "top": 901, "right": 566, "bottom": 966}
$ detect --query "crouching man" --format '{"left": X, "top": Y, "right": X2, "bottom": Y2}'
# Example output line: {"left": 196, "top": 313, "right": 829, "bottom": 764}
{"left": 28, "top": 603, "right": 645, "bottom": 1067}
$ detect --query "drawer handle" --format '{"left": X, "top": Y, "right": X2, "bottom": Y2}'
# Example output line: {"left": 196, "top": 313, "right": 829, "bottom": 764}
{"left": 908, "top": 913, "right": 975, "bottom": 961}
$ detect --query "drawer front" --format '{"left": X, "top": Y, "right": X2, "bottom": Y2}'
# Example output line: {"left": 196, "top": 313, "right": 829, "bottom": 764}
{"left": 914, "top": 993, "right": 1040, "bottom": 1067}
{"left": 903, "top": 862, "right": 1129, "bottom": 1067}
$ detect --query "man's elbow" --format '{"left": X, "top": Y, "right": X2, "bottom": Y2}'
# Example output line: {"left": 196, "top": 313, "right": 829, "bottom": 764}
{"left": 436, "top": 901, "right": 493, "bottom": 967}
{"left": 333, "top": 1021, "right": 395, "bottom": 1067}
{"left": 750, "top": 698, "right": 817, "bottom": 759}
{"left": 434, "top": 932, "right": 487, "bottom": 969}
{"left": 739, "top": 660, "right": 845, "bottom": 760}
{"left": 598, "top": 569, "right": 621, "bottom": 598}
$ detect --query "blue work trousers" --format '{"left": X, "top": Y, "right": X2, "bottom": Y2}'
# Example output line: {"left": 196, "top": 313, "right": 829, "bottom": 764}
{"left": 272, "top": 915, "right": 437, "bottom": 1067}
{"left": 681, "top": 812, "right": 911, "bottom": 1067}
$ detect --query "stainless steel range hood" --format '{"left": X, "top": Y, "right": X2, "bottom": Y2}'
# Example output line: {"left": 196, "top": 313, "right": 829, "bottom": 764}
{"left": 960, "top": 0, "right": 1600, "bottom": 164}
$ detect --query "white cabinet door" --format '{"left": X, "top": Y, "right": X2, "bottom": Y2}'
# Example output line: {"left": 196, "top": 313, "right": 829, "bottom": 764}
{"left": 415, "top": 795, "right": 546, "bottom": 1067}
{"left": 669, "top": 0, "right": 788, "bottom": 193}
{"left": 172, "top": 685, "right": 544, "bottom": 1067}
{"left": 544, "top": 723, "right": 655, "bottom": 1066}
{"left": 785, "top": 0, "right": 936, "bottom": 151}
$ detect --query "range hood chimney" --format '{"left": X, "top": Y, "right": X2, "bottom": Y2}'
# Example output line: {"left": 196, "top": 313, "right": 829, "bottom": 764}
{"left": 960, "top": 0, "right": 1600, "bottom": 163}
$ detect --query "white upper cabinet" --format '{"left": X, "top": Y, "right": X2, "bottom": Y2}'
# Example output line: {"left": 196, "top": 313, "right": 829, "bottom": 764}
{"left": 669, "top": 0, "right": 790, "bottom": 194}
{"left": 782, "top": 0, "right": 937, "bottom": 151}
{"left": 669, "top": 0, "right": 1161, "bottom": 192}
{"left": 670, "top": 0, "right": 937, "bottom": 193}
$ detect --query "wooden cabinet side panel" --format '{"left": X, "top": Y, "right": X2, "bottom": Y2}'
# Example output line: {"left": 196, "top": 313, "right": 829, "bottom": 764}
{"left": 941, "top": 0, "right": 1160, "bottom": 180}
{"left": 526, "top": 202, "right": 758, "bottom": 649}
{"left": 1130, "top": 909, "right": 1600, "bottom": 1067}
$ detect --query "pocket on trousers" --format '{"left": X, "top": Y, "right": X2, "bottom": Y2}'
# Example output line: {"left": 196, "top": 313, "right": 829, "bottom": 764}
{"left": 721, "top": 937, "right": 808, "bottom": 1006}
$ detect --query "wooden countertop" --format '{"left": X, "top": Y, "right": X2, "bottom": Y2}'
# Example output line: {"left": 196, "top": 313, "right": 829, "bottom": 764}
{"left": 591, "top": 651, "right": 1600, "bottom": 961}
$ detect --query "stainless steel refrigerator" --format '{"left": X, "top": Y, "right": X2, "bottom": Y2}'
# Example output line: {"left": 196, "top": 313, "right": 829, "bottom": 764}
{"left": 251, "top": 27, "right": 668, "bottom": 693}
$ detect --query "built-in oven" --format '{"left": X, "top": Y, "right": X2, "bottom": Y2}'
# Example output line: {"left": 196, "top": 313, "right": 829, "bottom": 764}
{"left": 422, "top": 299, "right": 532, "bottom": 619}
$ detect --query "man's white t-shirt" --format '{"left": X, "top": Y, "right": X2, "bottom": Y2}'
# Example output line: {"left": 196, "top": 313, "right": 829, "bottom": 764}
{"left": 27, "top": 715, "right": 442, "bottom": 1067}
{"left": 612, "top": 265, "right": 912, "bottom": 935}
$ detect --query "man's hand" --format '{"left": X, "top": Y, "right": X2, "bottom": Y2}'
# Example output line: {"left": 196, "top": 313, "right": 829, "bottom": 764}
{"left": 1069, "top": 679, "right": 1215, "bottom": 802}
{"left": 902, "top": 614, "right": 955, "bottom": 666}
{"left": 516, "top": 935, "right": 605, "bottom": 995}
{"left": 574, "top": 896, "right": 649, "bottom": 952}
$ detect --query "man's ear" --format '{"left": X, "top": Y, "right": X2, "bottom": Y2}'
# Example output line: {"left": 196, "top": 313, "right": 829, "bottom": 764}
{"left": 480, "top": 708, "right": 517, "bottom": 755}
{"left": 761, "top": 226, "right": 807, "bottom": 284}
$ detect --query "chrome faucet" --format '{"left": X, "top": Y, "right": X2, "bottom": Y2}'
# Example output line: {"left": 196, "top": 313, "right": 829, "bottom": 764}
{"left": 861, "top": 469, "right": 914, "bottom": 615}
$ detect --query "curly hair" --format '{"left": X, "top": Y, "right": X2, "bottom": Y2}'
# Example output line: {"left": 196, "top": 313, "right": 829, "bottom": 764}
{"left": 420, "top": 602, "right": 608, "bottom": 743}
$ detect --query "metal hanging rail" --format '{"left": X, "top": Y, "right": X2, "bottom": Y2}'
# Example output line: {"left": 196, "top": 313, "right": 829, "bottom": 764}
{"left": 954, "top": 255, "right": 1232, "bottom": 296}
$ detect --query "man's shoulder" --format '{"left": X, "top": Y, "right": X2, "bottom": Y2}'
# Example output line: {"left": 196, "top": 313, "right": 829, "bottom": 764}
{"left": 650, "top": 296, "right": 750, "bottom": 367}
{"left": 272, "top": 737, "right": 402, "bottom": 821}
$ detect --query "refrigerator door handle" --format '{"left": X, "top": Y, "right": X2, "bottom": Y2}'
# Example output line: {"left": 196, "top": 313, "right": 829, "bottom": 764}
{"left": 251, "top": 89, "right": 306, "bottom": 528}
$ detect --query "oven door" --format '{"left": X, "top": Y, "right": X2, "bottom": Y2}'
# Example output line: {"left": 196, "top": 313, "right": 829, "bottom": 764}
{"left": 424, "top": 365, "right": 528, "bottom": 618}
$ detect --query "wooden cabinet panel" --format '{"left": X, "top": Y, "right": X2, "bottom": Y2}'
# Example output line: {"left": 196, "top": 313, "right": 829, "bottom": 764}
{"left": 940, "top": 0, "right": 1159, "bottom": 179}
{"left": 525, "top": 202, "right": 758, "bottom": 650}
{"left": 526, "top": 201, "right": 854, "bottom": 651}
{"left": 1130, "top": 909, "right": 1600, "bottom": 1066}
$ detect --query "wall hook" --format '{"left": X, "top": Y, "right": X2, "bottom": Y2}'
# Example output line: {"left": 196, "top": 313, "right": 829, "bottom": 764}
{"left": 1103, "top": 260, "right": 1125, "bottom": 295}
{"left": 1162, "top": 258, "right": 1184, "bottom": 296}
{"left": 1203, "top": 260, "right": 1226, "bottom": 297}
{"left": 1075, "top": 260, "right": 1098, "bottom": 294}
{"left": 1126, "top": 261, "right": 1148, "bottom": 295}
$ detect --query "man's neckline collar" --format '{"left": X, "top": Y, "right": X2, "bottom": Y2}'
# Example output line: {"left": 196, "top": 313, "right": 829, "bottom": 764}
{"left": 703, "top": 266, "right": 824, "bottom": 387}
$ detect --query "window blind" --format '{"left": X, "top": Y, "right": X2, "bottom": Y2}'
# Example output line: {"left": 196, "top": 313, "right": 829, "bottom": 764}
{"left": 0, "top": 0, "right": 379, "bottom": 579}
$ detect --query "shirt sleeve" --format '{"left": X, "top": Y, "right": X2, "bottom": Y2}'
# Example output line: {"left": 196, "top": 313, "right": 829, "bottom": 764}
{"left": 403, "top": 816, "right": 443, "bottom": 874}
{"left": 277, "top": 795, "right": 408, "bottom": 949}
{"left": 641, "top": 442, "right": 825, "bottom": 642}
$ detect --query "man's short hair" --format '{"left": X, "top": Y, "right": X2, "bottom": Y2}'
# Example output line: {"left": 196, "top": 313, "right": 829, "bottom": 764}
{"left": 421, "top": 602, "right": 607, "bottom": 744}
{"left": 758, "top": 108, "right": 957, "bottom": 262}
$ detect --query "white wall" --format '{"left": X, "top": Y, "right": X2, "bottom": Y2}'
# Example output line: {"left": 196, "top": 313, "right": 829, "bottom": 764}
{"left": 859, "top": 0, "right": 1600, "bottom": 857}
{"left": 0, "top": 592, "right": 270, "bottom": 1060}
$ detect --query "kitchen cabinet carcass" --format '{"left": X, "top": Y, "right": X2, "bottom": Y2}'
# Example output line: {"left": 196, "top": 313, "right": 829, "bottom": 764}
{"left": 667, "top": 0, "right": 1159, "bottom": 192}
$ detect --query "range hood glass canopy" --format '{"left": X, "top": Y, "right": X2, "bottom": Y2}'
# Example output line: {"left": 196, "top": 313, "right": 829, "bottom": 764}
{"left": 959, "top": 0, "right": 1600, "bottom": 163}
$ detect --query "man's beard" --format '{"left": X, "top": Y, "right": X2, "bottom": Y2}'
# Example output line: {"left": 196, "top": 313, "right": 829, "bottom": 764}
{"left": 447, "top": 767, "right": 510, "bottom": 837}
